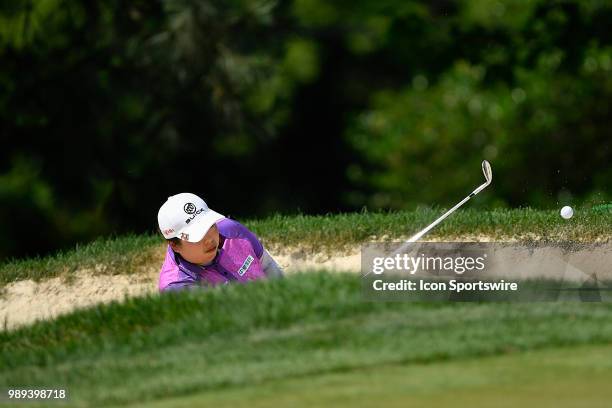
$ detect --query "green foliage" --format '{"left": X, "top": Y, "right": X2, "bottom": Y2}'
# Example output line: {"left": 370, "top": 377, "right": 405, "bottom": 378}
{"left": 0, "top": 0, "right": 611, "bottom": 260}
{"left": 349, "top": 62, "right": 512, "bottom": 208}
{"left": 346, "top": 1, "right": 612, "bottom": 209}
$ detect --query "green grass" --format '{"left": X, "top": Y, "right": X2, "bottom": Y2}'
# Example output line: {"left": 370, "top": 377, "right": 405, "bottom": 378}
{"left": 250, "top": 207, "right": 612, "bottom": 249}
{"left": 1, "top": 208, "right": 611, "bottom": 287}
{"left": 127, "top": 345, "right": 612, "bottom": 408}
{"left": 0, "top": 233, "right": 162, "bottom": 288}
{"left": 3, "top": 272, "right": 612, "bottom": 407}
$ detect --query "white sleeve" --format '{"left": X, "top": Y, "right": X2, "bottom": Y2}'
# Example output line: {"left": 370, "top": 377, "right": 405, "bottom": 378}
{"left": 260, "top": 249, "right": 284, "bottom": 278}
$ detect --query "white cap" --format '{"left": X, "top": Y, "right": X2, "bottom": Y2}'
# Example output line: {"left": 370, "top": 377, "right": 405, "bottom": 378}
{"left": 157, "top": 193, "right": 225, "bottom": 243}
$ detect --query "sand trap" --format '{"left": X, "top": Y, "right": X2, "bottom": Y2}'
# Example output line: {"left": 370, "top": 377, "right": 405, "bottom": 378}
{"left": 0, "top": 268, "right": 158, "bottom": 331}
{"left": 0, "top": 244, "right": 364, "bottom": 331}
{"left": 1, "top": 238, "right": 610, "bottom": 331}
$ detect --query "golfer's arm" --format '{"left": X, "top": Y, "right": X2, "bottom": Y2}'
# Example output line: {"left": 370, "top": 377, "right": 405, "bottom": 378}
{"left": 261, "top": 249, "right": 284, "bottom": 278}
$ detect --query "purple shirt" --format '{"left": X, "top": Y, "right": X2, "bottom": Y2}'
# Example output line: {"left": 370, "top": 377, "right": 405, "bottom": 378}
{"left": 158, "top": 218, "right": 267, "bottom": 292}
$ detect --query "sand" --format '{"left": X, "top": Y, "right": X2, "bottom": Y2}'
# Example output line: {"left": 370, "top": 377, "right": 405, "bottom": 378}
{"left": 0, "top": 245, "right": 364, "bottom": 331}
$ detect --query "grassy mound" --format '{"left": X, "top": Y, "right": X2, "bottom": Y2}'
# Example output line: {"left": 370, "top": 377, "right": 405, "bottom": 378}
{"left": 3, "top": 272, "right": 612, "bottom": 407}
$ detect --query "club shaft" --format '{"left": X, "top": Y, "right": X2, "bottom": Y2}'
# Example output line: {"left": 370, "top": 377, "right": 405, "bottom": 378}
{"left": 406, "top": 181, "right": 488, "bottom": 243}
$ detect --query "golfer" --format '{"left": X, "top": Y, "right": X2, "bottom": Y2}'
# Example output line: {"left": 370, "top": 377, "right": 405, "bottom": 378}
{"left": 157, "top": 192, "right": 284, "bottom": 292}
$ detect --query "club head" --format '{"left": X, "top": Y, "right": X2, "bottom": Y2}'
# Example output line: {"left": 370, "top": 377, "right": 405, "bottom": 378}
{"left": 482, "top": 160, "right": 493, "bottom": 185}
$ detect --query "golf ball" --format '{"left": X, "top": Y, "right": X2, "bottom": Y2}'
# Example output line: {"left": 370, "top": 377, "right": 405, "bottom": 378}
{"left": 560, "top": 206, "right": 574, "bottom": 219}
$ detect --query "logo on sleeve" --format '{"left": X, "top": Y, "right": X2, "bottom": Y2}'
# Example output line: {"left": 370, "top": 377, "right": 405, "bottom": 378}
{"left": 238, "top": 255, "right": 254, "bottom": 276}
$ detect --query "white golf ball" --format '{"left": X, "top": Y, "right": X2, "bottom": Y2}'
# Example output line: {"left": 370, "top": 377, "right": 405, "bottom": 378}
{"left": 560, "top": 206, "right": 574, "bottom": 219}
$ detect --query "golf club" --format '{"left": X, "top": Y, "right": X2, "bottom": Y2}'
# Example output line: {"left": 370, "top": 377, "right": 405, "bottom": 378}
{"left": 405, "top": 160, "right": 493, "bottom": 244}
{"left": 361, "top": 160, "right": 493, "bottom": 278}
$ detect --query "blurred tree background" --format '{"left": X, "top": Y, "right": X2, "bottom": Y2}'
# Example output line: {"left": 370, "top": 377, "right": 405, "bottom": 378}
{"left": 1, "top": 0, "right": 610, "bottom": 260}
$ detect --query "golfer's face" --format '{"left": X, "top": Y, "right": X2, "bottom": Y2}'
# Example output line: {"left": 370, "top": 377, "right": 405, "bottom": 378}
{"left": 175, "top": 224, "right": 220, "bottom": 265}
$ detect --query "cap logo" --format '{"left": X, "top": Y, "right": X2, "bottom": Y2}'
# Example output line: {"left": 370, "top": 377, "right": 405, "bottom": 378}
{"left": 185, "top": 207, "right": 205, "bottom": 224}
{"left": 180, "top": 232, "right": 190, "bottom": 240}
{"left": 184, "top": 203, "right": 196, "bottom": 214}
